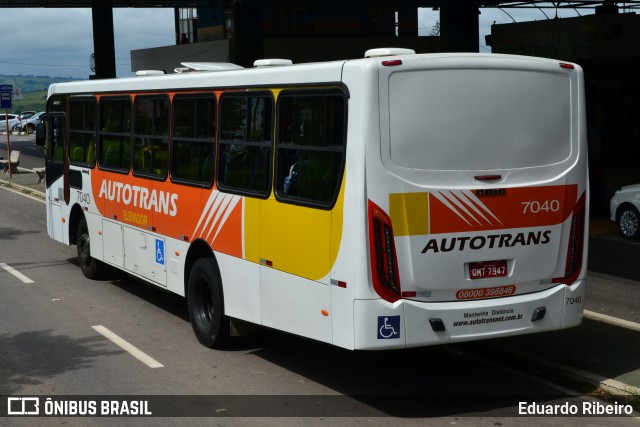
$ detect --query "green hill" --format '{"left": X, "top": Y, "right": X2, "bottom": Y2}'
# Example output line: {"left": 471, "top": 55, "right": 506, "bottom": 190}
{"left": 9, "top": 90, "right": 48, "bottom": 113}
{"left": 1, "top": 74, "right": 77, "bottom": 113}
{"left": 0, "top": 74, "right": 74, "bottom": 92}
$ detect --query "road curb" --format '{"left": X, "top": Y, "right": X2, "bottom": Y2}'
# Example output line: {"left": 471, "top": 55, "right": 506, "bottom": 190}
{"left": 585, "top": 310, "right": 640, "bottom": 333}
{"left": 489, "top": 342, "right": 640, "bottom": 397}
{"left": 0, "top": 131, "right": 29, "bottom": 136}
{"left": 0, "top": 177, "right": 45, "bottom": 201}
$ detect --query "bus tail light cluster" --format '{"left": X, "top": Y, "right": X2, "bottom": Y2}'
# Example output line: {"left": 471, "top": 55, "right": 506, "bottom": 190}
{"left": 554, "top": 193, "right": 586, "bottom": 286}
{"left": 368, "top": 200, "right": 401, "bottom": 303}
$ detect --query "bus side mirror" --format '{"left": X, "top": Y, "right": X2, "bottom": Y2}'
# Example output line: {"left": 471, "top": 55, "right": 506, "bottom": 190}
{"left": 35, "top": 123, "right": 45, "bottom": 146}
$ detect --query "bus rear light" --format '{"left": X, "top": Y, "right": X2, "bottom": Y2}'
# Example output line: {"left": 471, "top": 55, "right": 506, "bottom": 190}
{"left": 368, "top": 200, "right": 401, "bottom": 303}
{"left": 331, "top": 279, "right": 347, "bottom": 288}
{"left": 549, "top": 193, "right": 586, "bottom": 286}
{"left": 382, "top": 60, "right": 403, "bottom": 67}
{"left": 564, "top": 193, "right": 586, "bottom": 286}
{"left": 560, "top": 63, "right": 575, "bottom": 70}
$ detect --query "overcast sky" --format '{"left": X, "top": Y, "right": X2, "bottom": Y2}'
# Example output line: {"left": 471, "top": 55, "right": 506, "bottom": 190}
{"left": 0, "top": 8, "right": 175, "bottom": 79}
{"left": 0, "top": 6, "right": 595, "bottom": 80}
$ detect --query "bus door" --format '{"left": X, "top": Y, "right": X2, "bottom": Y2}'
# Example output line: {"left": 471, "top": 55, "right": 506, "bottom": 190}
{"left": 257, "top": 90, "right": 347, "bottom": 344}
{"left": 40, "top": 112, "right": 68, "bottom": 243}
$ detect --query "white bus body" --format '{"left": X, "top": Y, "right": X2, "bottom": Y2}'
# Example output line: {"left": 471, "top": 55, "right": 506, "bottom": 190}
{"left": 40, "top": 51, "right": 588, "bottom": 350}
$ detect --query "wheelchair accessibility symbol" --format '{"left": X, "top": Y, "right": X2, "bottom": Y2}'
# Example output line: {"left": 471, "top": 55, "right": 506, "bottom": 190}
{"left": 377, "top": 315, "right": 400, "bottom": 339}
{"left": 155, "top": 239, "right": 164, "bottom": 265}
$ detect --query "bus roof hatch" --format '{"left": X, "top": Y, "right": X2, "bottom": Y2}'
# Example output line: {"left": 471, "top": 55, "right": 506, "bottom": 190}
{"left": 365, "top": 48, "right": 416, "bottom": 58}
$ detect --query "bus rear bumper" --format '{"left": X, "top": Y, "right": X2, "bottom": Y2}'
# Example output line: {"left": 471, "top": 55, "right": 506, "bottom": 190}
{"left": 353, "top": 280, "right": 586, "bottom": 350}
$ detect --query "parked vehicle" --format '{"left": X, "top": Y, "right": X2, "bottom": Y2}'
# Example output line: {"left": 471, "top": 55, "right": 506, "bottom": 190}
{"left": 17, "top": 111, "right": 36, "bottom": 120}
{"left": 18, "top": 111, "right": 45, "bottom": 133}
{"left": 0, "top": 114, "right": 21, "bottom": 132}
{"left": 610, "top": 184, "right": 640, "bottom": 239}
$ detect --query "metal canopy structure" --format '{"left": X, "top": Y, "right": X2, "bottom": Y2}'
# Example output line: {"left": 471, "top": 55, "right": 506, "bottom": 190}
{"left": 0, "top": 1, "right": 638, "bottom": 77}
{"left": 0, "top": 0, "right": 211, "bottom": 6}
{"left": 480, "top": 0, "right": 640, "bottom": 8}
{"left": 1, "top": 0, "right": 638, "bottom": 8}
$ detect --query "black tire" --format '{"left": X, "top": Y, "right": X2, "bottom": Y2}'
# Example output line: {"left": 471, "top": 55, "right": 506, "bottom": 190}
{"left": 11, "top": 125, "right": 19, "bottom": 132}
{"left": 617, "top": 205, "right": 640, "bottom": 240}
{"left": 77, "top": 217, "right": 105, "bottom": 279}
{"left": 187, "top": 258, "right": 230, "bottom": 348}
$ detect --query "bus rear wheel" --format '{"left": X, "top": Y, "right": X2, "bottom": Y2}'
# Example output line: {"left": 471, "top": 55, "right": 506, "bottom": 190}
{"left": 187, "top": 258, "right": 229, "bottom": 348}
{"left": 77, "top": 217, "right": 105, "bottom": 279}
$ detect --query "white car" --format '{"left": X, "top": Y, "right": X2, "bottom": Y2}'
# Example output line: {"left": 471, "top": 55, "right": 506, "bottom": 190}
{"left": 610, "top": 184, "right": 640, "bottom": 239}
{"left": 18, "top": 111, "right": 45, "bottom": 133}
{"left": 0, "top": 114, "right": 21, "bottom": 132}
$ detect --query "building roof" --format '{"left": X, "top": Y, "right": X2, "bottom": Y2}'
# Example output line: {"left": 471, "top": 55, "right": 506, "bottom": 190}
{"left": 0, "top": 0, "right": 211, "bottom": 7}
{"left": 0, "top": 0, "right": 638, "bottom": 9}
{"left": 485, "top": 0, "right": 640, "bottom": 9}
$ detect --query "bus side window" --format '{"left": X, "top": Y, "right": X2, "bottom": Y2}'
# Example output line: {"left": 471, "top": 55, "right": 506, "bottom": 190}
{"left": 133, "top": 96, "right": 170, "bottom": 177}
{"left": 69, "top": 98, "right": 97, "bottom": 167}
{"left": 98, "top": 98, "right": 131, "bottom": 172}
{"left": 171, "top": 94, "right": 216, "bottom": 186}
{"left": 217, "top": 94, "right": 273, "bottom": 197}
{"left": 276, "top": 91, "right": 346, "bottom": 208}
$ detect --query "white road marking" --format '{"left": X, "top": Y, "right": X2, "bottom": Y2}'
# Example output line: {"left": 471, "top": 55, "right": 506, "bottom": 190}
{"left": 0, "top": 263, "right": 34, "bottom": 283}
{"left": 92, "top": 325, "right": 164, "bottom": 369}
{"left": 584, "top": 309, "right": 640, "bottom": 333}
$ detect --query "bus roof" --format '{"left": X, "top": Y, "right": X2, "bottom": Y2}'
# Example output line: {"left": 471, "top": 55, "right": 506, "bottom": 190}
{"left": 47, "top": 51, "right": 577, "bottom": 98}
{"left": 48, "top": 59, "right": 348, "bottom": 97}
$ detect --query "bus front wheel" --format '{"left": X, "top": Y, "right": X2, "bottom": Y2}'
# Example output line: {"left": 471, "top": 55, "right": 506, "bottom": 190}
{"left": 77, "top": 217, "right": 105, "bottom": 279}
{"left": 187, "top": 258, "right": 229, "bottom": 348}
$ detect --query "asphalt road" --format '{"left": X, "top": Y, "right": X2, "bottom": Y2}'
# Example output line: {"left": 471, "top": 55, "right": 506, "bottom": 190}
{"left": 585, "top": 272, "right": 640, "bottom": 324}
{"left": 1, "top": 181, "right": 639, "bottom": 426}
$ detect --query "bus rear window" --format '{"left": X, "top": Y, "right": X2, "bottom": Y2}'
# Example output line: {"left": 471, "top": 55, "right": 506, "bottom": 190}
{"left": 388, "top": 69, "right": 572, "bottom": 171}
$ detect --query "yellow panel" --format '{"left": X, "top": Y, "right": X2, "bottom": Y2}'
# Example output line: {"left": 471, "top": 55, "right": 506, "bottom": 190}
{"left": 243, "top": 197, "right": 261, "bottom": 263}
{"left": 331, "top": 176, "right": 346, "bottom": 269}
{"left": 260, "top": 199, "right": 331, "bottom": 280}
{"left": 389, "top": 192, "right": 429, "bottom": 236}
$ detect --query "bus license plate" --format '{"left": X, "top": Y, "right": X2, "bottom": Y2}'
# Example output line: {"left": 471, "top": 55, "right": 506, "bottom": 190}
{"left": 469, "top": 260, "right": 508, "bottom": 279}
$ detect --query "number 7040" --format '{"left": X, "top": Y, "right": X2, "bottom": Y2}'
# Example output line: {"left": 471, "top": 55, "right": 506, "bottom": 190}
{"left": 521, "top": 200, "right": 560, "bottom": 214}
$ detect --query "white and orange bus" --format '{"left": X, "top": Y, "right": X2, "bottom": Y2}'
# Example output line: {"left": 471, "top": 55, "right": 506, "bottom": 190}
{"left": 37, "top": 49, "right": 588, "bottom": 350}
